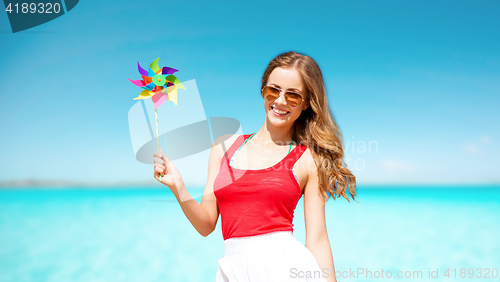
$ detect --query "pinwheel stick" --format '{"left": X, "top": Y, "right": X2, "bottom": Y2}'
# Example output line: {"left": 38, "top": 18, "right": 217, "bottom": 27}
{"left": 155, "top": 108, "right": 162, "bottom": 181}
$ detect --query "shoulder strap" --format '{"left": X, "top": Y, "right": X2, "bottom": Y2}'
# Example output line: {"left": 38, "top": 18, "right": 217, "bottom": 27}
{"left": 283, "top": 144, "right": 308, "bottom": 170}
{"left": 222, "top": 134, "right": 252, "bottom": 163}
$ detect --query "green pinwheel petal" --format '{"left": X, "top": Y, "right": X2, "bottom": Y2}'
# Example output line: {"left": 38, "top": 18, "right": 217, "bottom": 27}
{"left": 165, "top": 74, "right": 186, "bottom": 90}
{"left": 150, "top": 57, "right": 160, "bottom": 73}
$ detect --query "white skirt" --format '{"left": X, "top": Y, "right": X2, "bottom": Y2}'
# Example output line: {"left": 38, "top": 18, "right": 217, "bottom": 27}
{"left": 216, "top": 231, "right": 328, "bottom": 282}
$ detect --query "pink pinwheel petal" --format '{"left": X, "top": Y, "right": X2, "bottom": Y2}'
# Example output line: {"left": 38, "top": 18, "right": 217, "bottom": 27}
{"left": 152, "top": 91, "right": 168, "bottom": 109}
{"left": 127, "top": 78, "right": 146, "bottom": 87}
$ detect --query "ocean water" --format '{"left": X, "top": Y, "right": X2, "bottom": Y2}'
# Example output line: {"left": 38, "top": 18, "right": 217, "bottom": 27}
{"left": 0, "top": 186, "right": 499, "bottom": 282}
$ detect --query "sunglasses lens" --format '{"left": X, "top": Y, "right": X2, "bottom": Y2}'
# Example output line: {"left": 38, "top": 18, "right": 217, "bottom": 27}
{"left": 285, "top": 92, "right": 303, "bottom": 107}
{"left": 262, "top": 86, "right": 280, "bottom": 101}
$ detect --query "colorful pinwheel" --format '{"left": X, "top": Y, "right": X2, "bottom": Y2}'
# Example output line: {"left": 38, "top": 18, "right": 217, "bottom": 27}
{"left": 128, "top": 57, "right": 186, "bottom": 181}
{"left": 128, "top": 57, "right": 186, "bottom": 109}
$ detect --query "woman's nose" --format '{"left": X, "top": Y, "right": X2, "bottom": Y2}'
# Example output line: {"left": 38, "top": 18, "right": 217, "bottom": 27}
{"left": 275, "top": 93, "right": 287, "bottom": 105}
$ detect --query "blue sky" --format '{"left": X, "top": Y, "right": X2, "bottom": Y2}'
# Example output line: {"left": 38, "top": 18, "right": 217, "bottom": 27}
{"left": 0, "top": 0, "right": 498, "bottom": 186}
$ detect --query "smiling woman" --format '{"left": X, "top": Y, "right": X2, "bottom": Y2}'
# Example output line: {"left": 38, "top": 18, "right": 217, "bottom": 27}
{"left": 153, "top": 51, "right": 357, "bottom": 282}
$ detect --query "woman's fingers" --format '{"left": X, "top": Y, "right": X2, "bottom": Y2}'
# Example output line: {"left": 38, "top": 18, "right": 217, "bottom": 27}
{"left": 153, "top": 151, "right": 163, "bottom": 159}
{"left": 154, "top": 156, "right": 164, "bottom": 165}
{"left": 153, "top": 148, "right": 172, "bottom": 162}
{"left": 160, "top": 148, "right": 171, "bottom": 162}
{"left": 155, "top": 164, "right": 165, "bottom": 173}
{"left": 154, "top": 172, "right": 162, "bottom": 182}
{"left": 153, "top": 149, "right": 179, "bottom": 187}
{"left": 154, "top": 149, "right": 170, "bottom": 166}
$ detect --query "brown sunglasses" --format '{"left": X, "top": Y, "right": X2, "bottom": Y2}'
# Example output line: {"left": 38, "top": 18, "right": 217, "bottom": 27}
{"left": 261, "top": 85, "right": 306, "bottom": 108}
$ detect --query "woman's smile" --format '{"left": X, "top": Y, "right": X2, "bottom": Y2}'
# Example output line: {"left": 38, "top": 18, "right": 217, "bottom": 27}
{"left": 271, "top": 105, "right": 290, "bottom": 116}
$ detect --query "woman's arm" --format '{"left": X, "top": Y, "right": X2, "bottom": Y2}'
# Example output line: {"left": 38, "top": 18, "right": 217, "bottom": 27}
{"left": 154, "top": 134, "right": 238, "bottom": 237}
{"left": 303, "top": 149, "right": 337, "bottom": 282}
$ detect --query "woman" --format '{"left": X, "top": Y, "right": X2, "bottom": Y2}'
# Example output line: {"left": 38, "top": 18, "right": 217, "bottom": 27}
{"left": 153, "top": 51, "right": 357, "bottom": 282}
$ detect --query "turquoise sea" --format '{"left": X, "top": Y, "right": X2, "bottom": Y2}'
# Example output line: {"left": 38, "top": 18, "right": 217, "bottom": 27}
{"left": 1, "top": 186, "right": 499, "bottom": 282}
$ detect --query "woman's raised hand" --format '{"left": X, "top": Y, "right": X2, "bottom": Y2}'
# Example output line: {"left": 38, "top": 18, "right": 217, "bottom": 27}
{"left": 153, "top": 148, "right": 182, "bottom": 189}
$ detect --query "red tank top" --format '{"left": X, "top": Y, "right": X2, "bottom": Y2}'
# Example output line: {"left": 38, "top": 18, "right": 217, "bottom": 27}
{"left": 213, "top": 133, "right": 308, "bottom": 240}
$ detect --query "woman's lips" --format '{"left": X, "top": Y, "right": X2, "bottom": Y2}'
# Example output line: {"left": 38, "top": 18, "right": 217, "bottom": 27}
{"left": 271, "top": 106, "right": 289, "bottom": 116}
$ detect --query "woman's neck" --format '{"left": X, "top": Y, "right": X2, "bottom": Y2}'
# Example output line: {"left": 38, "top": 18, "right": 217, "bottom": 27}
{"left": 254, "top": 122, "right": 294, "bottom": 147}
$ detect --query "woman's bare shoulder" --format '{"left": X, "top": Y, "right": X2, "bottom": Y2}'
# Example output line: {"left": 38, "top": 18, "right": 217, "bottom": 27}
{"left": 212, "top": 133, "right": 241, "bottom": 148}
{"left": 211, "top": 134, "right": 242, "bottom": 158}
{"left": 207, "top": 134, "right": 242, "bottom": 177}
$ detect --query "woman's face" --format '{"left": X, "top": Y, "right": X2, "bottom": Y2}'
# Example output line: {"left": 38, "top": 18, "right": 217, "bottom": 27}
{"left": 263, "top": 67, "right": 309, "bottom": 128}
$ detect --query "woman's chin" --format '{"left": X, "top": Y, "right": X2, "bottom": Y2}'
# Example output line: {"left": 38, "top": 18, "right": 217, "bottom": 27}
{"left": 267, "top": 113, "right": 292, "bottom": 126}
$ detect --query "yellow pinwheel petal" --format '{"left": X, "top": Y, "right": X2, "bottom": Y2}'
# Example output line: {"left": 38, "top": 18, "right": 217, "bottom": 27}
{"left": 133, "top": 90, "right": 154, "bottom": 100}
{"left": 175, "top": 81, "right": 186, "bottom": 90}
{"left": 150, "top": 57, "right": 160, "bottom": 73}
{"left": 166, "top": 86, "right": 178, "bottom": 105}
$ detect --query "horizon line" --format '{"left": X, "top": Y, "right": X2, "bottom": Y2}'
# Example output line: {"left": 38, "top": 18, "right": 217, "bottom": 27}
{"left": 0, "top": 179, "right": 499, "bottom": 189}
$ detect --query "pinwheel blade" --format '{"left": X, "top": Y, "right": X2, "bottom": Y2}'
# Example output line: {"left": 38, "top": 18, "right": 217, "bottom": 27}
{"left": 150, "top": 57, "right": 160, "bottom": 73}
{"left": 137, "top": 62, "right": 148, "bottom": 76}
{"left": 133, "top": 90, "right": 154, "bottom": 100}
{"left": 166, "top": 86, "right": 178, "bottom": 105}
{"left": 162, "top": 75, "right": 179, "bottom": 86}
{"left": 165, "top": 75, "right": 186, "bottom": 90}
{"left": 148, "top": 68, "right": 156, "bottom": 77}
{"left": 141, "top": 75, "right": 152, "bottom": 85}
{"left": 127, "top": 78, "right": 146, "bottom": 87}
{"left": 144, "top": 82, "right": 155, "bottom": 90}
{"left": 161, "top": 67, "right": 178, "bottom": 75}
{"left": 152, "top": 91, "right": 168, "bottom": 109}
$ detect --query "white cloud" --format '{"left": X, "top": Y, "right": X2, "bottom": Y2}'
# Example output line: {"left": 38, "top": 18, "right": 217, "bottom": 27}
{"left": 462, "top": 135, "right": 492, "bottom": 156}
{"left": 462, "top": 142, "right": 482, "bottom": 156}
{"left": 479, "top": 135, "right": 492, "bottom": 145}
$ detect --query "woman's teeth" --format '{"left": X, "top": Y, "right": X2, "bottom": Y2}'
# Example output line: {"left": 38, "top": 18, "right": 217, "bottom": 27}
{"left": 272, "top": 106, "right": 289, "bottom": 115}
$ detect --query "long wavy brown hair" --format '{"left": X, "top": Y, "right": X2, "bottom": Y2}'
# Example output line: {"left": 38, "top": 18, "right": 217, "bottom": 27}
{"left": 261, "top": 51, "right": 357, "bottom": 203}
